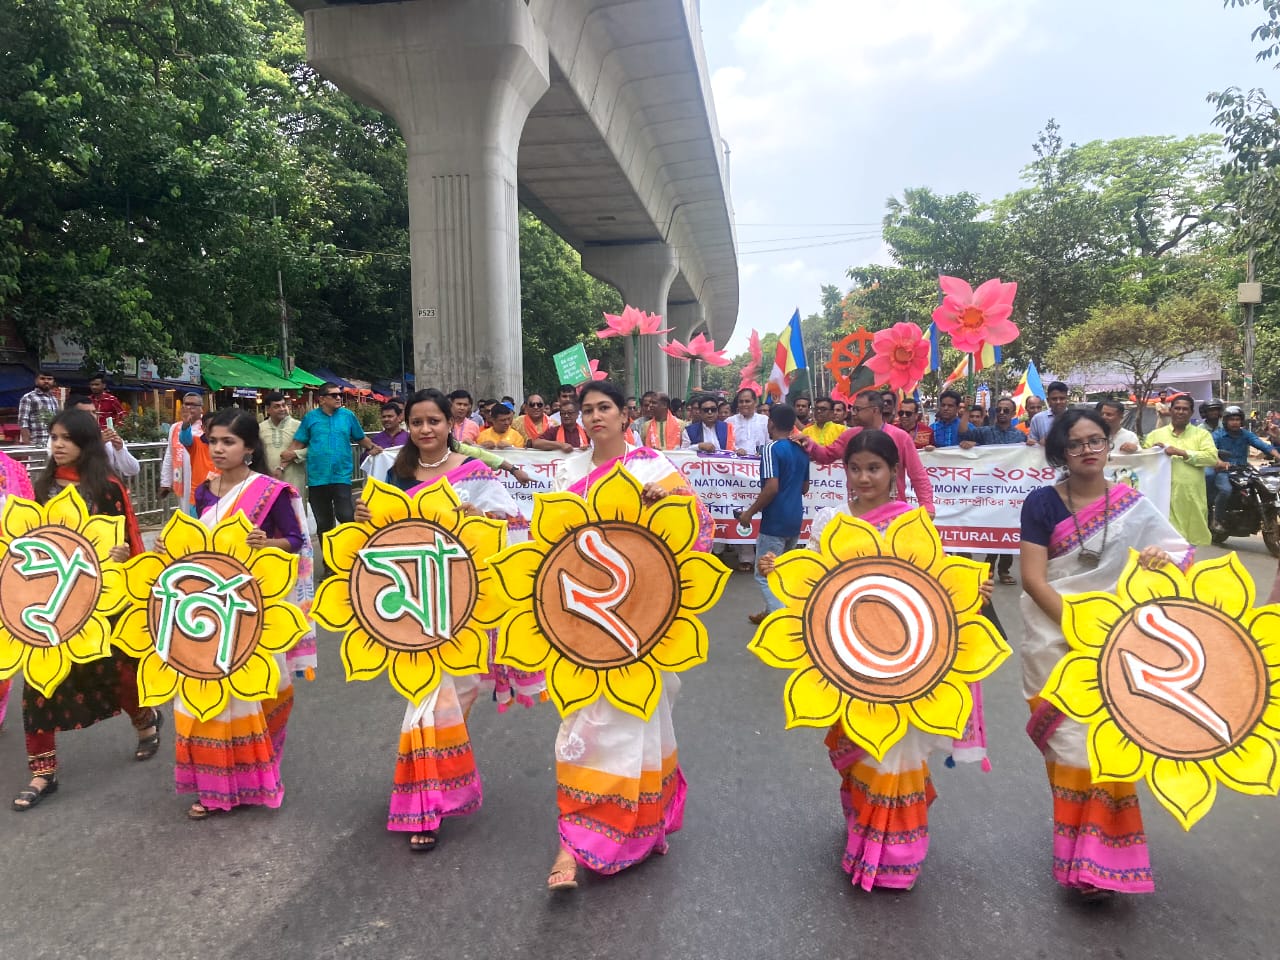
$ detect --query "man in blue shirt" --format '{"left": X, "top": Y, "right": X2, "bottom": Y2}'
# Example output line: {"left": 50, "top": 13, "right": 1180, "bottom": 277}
{"left": 960, "top": 395, "right": 1024, "bottom": 447}
{"left": 1028, "top": 381, "right": 1070, "bottom": 445}
{"left": 959, "top": 396, "right": 1024, "bottom": 584}
{"left": 736, "top": 404, "right": 809, "bottom": 625}
{"left": 281, "top": 382, "right": 384, "bottom": 543}
{"left": 926, "top": 389, "right": 968, "bottom": 448}
{"left": 1211, "top": 404, "right": 1279, "bottom": 530}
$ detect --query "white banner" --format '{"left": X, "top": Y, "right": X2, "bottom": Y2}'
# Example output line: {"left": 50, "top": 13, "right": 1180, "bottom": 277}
{"left": 363, "top": 445, "right": 1172, "bottom": 555}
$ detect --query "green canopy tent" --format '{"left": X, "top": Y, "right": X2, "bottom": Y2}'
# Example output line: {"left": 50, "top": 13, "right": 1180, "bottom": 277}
{"left": 233, "top": 354, "right": 325, "bottom": 389}
{"left": 199, "top": 355, "right": 296, "bottom": 392}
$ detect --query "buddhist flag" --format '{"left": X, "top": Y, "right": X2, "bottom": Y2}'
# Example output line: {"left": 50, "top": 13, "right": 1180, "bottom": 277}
{"left": 765, "top": 310, "right": 807, "bottom": 401}
{"left": 922, "top": 322, "right": 941, "bottom": 372}
{"left": 1010, "top": 360, "right": 1046, "bottom": 417}
{"left": 941, "top": 341, "right": 1001, "bottom": 389}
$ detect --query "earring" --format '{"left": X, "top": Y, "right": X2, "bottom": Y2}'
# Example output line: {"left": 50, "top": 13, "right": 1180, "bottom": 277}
{"left": 244, "top": 455, "right": 254, "bottom": 466}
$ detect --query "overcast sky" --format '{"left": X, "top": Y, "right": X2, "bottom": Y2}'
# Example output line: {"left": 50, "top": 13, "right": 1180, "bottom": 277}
{"left": 699, "top": 0, "right": 1278, "bottom": 353}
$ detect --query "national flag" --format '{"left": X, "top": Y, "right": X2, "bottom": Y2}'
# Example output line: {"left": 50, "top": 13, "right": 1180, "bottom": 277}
{"left": 765, "top": 309, "right": 807, "bottom": 401}
{"left": 940, "top": 341, "right": 1002, "bottom": 389}
{"left": 1010, "top": 359, "right": 1046, "bottom": 417}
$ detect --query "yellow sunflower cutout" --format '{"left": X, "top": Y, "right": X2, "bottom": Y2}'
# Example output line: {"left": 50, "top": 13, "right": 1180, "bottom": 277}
{"left": 112, "top": 511, "right": 308, "bottom": 721}
{"left": 1041, "top": 550, "right": 1280, "bottom": 830}
{"left": 488, "top": 464, "right": 729, "bottom": 721}
{"left": 0, "top": 486, "right": 126, "bottom": 696}
{"left": 749, "top": 508, "right": 1009, "bottom": 761}
{"left": 311, "top": 477, "right": 507, "bottom": 705}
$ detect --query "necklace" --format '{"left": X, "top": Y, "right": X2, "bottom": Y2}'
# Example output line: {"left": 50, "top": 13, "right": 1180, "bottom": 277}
{"left": 418, "top": 449, "right": 451, "bottom": 470}
{"left": 208, "top": 474, "right": 252, "bottom": 527}
{"left": 1064, "top": 482, "right": 1109, "bottom": 569}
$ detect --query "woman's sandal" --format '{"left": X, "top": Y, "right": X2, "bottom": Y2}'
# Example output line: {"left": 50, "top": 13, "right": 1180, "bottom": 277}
{"left": 12, "top": 775, "right": 58, "bottom": 812}
{"left": 135, "top": 711, "right": 164, "bottom": 762}
{"left": 187, "top": 802, "right": 212, "bottom": 820}
{"left": 547, "top": 852, "right": 579, "bottom": 891}
{"left": 408, "top": 832, "right": 437, "bottom": 852}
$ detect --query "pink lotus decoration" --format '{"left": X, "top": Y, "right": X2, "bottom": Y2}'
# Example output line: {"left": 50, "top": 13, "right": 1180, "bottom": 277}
{"left": 661, "top": 332, "right": 731, "bottom": 397}
{"left": 576, "top": 358, "right": 608, "bottom": 385}
{"left": 866, "top": 322, "right": 931, "bottom": 393}
{"left": 737, "top": 329, "right": 764, "bottom": 395}
{"left": 597, "top": 304, "right": 671, "bottom": 390}
{"left": 597, "top": 304, "right": 671, "bottom": 339}
{"left": 659, "top": 332, "right": 732, "bottom": 366}
{"left": 931, "top": 276, "right": 1018, "bottom": 354}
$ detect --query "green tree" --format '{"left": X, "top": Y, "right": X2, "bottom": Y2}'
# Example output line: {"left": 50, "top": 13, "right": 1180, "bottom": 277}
{"left": 1044, "top": 293, "right": 1235, "bottom": 438}
{"left": 0, "top": 0, "right": 336, "bottom": 370}
{"left": 519, "top": 211, "right": 623, "bottom": 395}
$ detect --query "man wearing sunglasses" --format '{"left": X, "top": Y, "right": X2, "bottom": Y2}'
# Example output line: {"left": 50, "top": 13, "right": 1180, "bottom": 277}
{"left": 682, "top": 394, "right": 736, "bottom": 451}
{"left": 281, "top": 383, "right": 383, "bottom": 543}
{"left": 897, "top": 399, "right": 934, "bottom": 449}
{"left": 515, "top": 393, "right": 552, "bottom": 443}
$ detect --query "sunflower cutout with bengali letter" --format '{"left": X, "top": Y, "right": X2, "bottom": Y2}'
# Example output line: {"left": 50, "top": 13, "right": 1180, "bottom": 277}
{"left": 312, "top": 478, "right": 507, "bottom": 704}
{"left": 112, "top": 511, "right": 308, "bottom": 721}
{"left": 1041, "top": 551, "right": 1280, "bottom": 830}
{"left": 489, "top": 464, "right": 729, "bottom": 720}
{"left": 0, "top": 487, "right": 126, "bottom": 696}
{"left": 749, "top": 508, "right": 1010, "bottom": 760}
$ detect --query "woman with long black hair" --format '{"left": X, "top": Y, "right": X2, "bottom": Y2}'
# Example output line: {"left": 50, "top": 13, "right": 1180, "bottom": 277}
{"left": 13, "top": 410, "right": 161, "bottom": 811}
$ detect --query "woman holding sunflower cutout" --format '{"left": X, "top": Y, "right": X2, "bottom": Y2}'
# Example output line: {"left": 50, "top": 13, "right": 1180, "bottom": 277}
{"left": 540, "top": 380, "right": 716, "bottom": 891}
{"left": 758, "top": 429, "right": 996, "bottom": 891}
{"left": 13, "top": 410, "right": 161, "bottom": 811}
{"left": 353, "top": 388, "right": 539, "bottom": 853}
{"left": 1020, "top": 409, "right": 1189, "bottom": 898}
{"left": 169, "top": 408, "right": 317, "bottom": 820}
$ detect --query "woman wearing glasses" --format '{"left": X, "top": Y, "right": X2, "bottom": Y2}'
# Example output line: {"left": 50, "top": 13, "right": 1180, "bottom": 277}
{"left": 1019, "top": 409, "right": 1189, "bottom": 899}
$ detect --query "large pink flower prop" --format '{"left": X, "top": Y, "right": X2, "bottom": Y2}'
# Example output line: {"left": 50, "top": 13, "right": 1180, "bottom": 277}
{"left": 738, "top": 329, "right": 763, "bottom": 393}
{"left": 662, "top": 333, "right": 731, "bottom": 367}
{"left": 931, "top": 276, "right": 1018, "bottom": 354}
{"left": 865, "top": 322, "right": 930, "bottom": 392}
{"left": 576, "top": 358, "right": 608, "bottom": 385}
{"left": 597, "top": 305, "right": 672, "bottom": 339}
{"left": 687, "top": 333, "right": 731, "bottom": 366}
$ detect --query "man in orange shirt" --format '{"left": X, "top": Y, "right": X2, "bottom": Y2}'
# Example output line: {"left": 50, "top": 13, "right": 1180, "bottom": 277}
{"left": 160, "top": 392, "right": 216, "bottom": 516}
{"left": 515, "top": 393, "right": 552, "bottom": 443}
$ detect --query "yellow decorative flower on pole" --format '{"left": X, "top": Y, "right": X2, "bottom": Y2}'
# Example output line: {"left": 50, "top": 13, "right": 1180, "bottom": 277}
{"left": 749, "top": 509, "right": 1009, "bottom": 761}
{"left": 1041, "top": 551, "right": 1280, "bottom": 830}
{"left": 0, "top": 487, "right": 126, "bottom": 696}
{"left": 489, "top": 464, "right": 729, "bottom": 720}
{"left": 112, "top": 511, "right": 308, "bottom": 721}
{"left": 311, "top": 478, "right": 506, "bottom": 705}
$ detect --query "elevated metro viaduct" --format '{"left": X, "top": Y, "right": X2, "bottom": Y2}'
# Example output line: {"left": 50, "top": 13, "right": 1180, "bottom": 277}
{"left": 289, "top": 0, "right": 739, "bottom": 400}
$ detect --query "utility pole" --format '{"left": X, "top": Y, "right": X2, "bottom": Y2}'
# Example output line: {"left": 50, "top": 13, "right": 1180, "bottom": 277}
{"left": 1240, "top": 249, "right": 1261, "bottom": 423}
{"left": 272, "top": 198, "right": 291, "bottom": 375}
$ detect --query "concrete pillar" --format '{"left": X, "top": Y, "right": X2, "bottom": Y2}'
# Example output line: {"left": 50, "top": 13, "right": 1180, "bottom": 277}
{"left": 666, "top": 301, "right": 706, "bottom": 399}
{"left": 581, "top": 243, "right": 679, "bottom": 396}
{"left": 304, "top": 0, "right": 549, "bottom": 400}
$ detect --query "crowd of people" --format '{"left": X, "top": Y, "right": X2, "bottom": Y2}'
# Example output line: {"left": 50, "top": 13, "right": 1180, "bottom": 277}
{"left": 2, "top": 370, "right": 1274, "bottom": 902}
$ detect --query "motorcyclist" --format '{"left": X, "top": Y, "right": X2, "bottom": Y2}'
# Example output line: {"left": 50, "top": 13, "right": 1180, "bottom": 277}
{"left": 1212, "top": 404, "right": 1280, "bottom": 532}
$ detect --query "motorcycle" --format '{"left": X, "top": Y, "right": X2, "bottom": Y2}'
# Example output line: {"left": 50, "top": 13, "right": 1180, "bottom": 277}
{"left": 1211, "top": 463, "right": 1280, "bottom": 557}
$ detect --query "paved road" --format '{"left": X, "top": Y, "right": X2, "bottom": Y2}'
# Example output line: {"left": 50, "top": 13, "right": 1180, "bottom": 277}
{"left": 3, "top": 539, "right": 1280, "bottom": 960}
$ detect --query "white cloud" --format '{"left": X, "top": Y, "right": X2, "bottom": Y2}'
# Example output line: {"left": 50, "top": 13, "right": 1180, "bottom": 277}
{"left": 712, "top": 0, "right": 1035, "bottom": 157}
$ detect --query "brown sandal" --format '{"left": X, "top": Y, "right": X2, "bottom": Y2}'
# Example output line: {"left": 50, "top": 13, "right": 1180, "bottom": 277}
{"left": 547, "top": 851, "right": 579, "bottom": 891}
